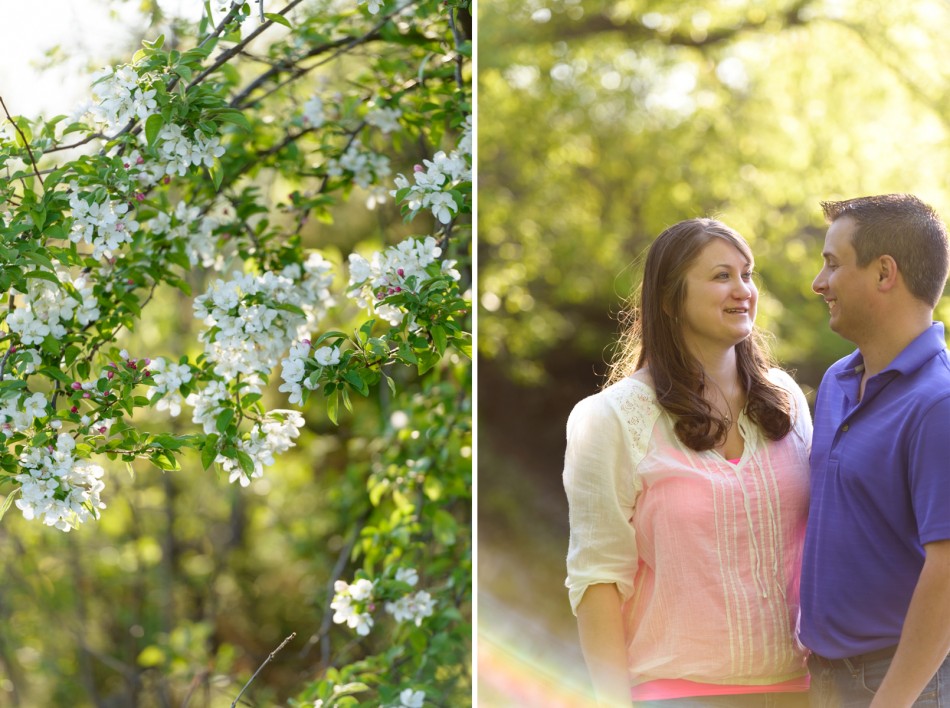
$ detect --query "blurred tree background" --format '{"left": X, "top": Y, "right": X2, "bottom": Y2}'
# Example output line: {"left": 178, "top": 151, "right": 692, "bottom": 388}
{"left": 476, "top": 0, "right": 950, "bottom": 703}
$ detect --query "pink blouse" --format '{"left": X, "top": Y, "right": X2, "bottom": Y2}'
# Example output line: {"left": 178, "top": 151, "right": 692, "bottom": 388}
{"left": 564, "top": 370, "right": 812, "bottom": 692}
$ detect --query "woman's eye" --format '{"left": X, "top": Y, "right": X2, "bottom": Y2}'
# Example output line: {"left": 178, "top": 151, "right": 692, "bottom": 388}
{"left": 742, "top": 271, "right": 754, "bottom": 281}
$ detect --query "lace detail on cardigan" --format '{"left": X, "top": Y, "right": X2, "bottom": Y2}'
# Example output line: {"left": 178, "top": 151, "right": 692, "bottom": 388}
{"left": 603, "top": 377, "right": 662, "bottom": 475}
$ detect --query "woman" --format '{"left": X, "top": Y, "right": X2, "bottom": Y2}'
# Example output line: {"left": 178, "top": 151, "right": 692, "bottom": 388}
{"left": 563, "top": 219, "right": 812, "bottom": 707}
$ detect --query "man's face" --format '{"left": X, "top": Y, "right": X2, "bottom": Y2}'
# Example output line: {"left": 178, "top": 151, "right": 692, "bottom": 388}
{"left": 812, "top": 216, "right": 880, "bottom": 344}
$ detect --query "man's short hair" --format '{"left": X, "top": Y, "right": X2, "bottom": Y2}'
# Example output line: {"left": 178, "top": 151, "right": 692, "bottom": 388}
{"left": 821, "top": 194, "right": 950, "bottom": 307}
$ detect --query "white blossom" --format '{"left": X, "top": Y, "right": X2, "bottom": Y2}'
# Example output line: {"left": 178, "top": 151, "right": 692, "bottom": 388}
{"left": 14, "top": 433, "right": 106, "bottom": 532}
{"left": 385, "top": 590, "right": 435, "bottom": 626}
{"left": 302, "top": 96, "right": 326, "bottom": 128}
{"left": 399, "top": 689, "right": 425, "bottom": 708}
{"left": 326, "top": 140, "right": 391, "bottom": 189}
{"left": 365, "top": 105, "right": 401, "bottom": 134}
{"left": 146, "top": 358, "right": 193, "bottom": 417}
{"left": 331, "top": 578, "right": 376, "bottom": 636}
{"left": 217, "top": 410, "right": 305, "bottom": 487}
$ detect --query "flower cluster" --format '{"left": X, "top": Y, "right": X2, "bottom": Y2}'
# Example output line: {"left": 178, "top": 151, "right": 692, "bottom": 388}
{"left": 391, "top": 149, "right": 470, "bottom": 225}
{"left": 331, "top": 577, "right": 376, "bottom": 636}
{"left": 6, "top": 273, "right": 100, "bottom": 345}
{"left": 145, "top": 357, "right": 194, "bottom": 417}
{"left": 365, "top": 105, "right": 402, "bottom": 134}
{"left": 278, "top": 340, "right": 341, "bottom": 405}
{"left": 0, "top": 391, "right": 47, "bottom": 438}
{"left": 217, "top": 410, "right": 306, "bottom": 487}
{"left": 14, "top": 433, "right": 106, "bottom": 532}
{"left": 301, "top": 96, "right": 326, "bottom": 128}
{"left": 325, "top": 139, "right": 391, "bottom": 190}
{"left": 68, "top": 190, "right": 139, "bottom": 259}
{"left": 347, "top": 236, "right": 460, "bottom": 326}
{"left": 193, "top": 253, "right": 334, "bottom": 379}
{"left": 155, "top": 125, "right": 227, "bottom": 178}
{"left": 384, "top": 567, "right": 435, "bottom": 626}
{"left": 87, "top": 65, "right": 157, "bottom": 133}
{"left": 148, "top": 200, "right": 223, "bottom": 268}
{"left": 331, "top": 568, "right": 436, "bottom": 637}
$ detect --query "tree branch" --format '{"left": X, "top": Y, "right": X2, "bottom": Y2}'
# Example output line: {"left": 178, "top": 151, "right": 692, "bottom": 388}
{"left": 540, "top": 0, "right": 816, "bottom": 46}
{"left": 0, "top": 96, "right": 45, "bottom": 189}
{"left": 230, "top": 632, "right": 296, "bottom": 708}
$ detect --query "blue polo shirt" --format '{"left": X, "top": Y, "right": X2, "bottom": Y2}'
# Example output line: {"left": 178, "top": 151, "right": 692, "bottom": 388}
{"left": 800, "top": 322, "right": 950, "bottom": 659}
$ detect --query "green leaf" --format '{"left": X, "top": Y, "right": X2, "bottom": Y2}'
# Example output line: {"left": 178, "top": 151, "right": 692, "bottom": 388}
{"left": 431, "top": 324, "right": 447, "bottom": 355}
{"left": 0, "top": 488, "right": 21, "bottom": 523}
{"left": 149, "top": 450, "right": 181, "bottom": 471}
{"left": 145, "top": 114, "right": 164, "bottom": 147}
{"left": 39, "top": 366, "right": 72, "bottom": 384}
{"left": 213, "top": 110, "right": 251, "bottom": 132}
{"left": 200, "top": 435, "right": 219, "bottom": 470}
{"left": 236, "top": 450, "right": 255, "bottom": 475}
{"left": 142, "top": 34, "right": 165, "bottom": 50}
{"left": 313, "top": 330, "right": 346, "bottom": 346}
{"left": 215, "top": 408, "right": 235, "bottom": 433}
{"left": 210, "top": 166, "right": 223, "bottom": 191}
{"left": 264, "top": 12, "right": 292, "bottom": 28}
{"left": 343, "top": 370, "right": 370, "bottom": 396}
{"left": 23, "top": 270, "right": 60, "bottom": 285}
{"left": 417, "top": 350, "right": 441, "bottom": 374}
{"left": 326, "top": 390, "right": 339, "bottom": 425}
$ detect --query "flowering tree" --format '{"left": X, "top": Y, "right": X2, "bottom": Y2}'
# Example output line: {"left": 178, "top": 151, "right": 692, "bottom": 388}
{"left": 0, "top": 0, "right": 470, "bottom": 705}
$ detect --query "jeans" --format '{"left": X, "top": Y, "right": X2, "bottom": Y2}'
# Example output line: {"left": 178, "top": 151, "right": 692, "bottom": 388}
{"left": 634, "top": 694, "right": 809, "bottom": 707}
{"left": 808, "top": 652, "right": 950, "bottom": 707}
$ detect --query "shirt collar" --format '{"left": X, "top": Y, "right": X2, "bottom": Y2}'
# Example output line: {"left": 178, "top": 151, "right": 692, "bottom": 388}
{"left": 836, "top": 322, "right": 947, "bottom": 381}
{"left": 881, "top": 321, "right": 947, "bottom": 376}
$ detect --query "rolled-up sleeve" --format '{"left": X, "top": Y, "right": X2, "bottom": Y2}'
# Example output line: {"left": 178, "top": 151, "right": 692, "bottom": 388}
{"left": 563, "top": 393, "right": 642, "bottom": 615}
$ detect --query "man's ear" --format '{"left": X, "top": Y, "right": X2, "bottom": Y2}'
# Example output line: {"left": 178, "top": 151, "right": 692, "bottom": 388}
{"left": 877, "top": 255, "right": 899, "bottom": 291}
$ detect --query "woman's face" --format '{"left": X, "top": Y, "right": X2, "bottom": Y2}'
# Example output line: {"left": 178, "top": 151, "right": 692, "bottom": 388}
{"left": 678, "top": 238, "right": 757, "bottom": 357}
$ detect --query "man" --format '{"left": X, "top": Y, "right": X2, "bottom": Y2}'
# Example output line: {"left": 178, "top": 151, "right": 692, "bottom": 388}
{"left": 802, "top": 193, "right": 950, "bottom": 707}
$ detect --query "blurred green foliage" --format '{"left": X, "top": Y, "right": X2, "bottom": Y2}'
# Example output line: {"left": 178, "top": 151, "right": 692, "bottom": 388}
{"left": 479, "top": 0, "right": 950, "bottom": 388}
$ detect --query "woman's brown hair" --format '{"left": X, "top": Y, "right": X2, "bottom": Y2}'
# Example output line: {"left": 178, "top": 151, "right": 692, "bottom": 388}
{"left": 606, "top": 218, "right": 792, "bottom": 451}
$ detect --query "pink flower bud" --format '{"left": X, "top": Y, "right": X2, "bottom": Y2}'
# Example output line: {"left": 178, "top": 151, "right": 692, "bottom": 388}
{"left": 98, "top": 426, "right": 107, "bottom": 434}
{"left": 71, "top": 382, "right": 82, "bottom": 390}
{"left": 135, "top": 193, "right": 145, "bottom": 202}
{"left": 395, "top": 286, "right": 402, "bottom": 293}
{"left": 123, "top": 162, "right": 130, "bottom": 169}
{"left": 48, "top": 446, "right": 54, "bottom": 453}
{"left": 163, "top": 176, "right": 171, "bottom": 185}
{"left": 82, "top": 392, "right": 91, "bottom": 399}
{"left": 413, "top": 164, "right": 423, "bottom": 172}
{"left": 8, "top": 346, "right": 15, "bottom": 353}
{"left": 70, "top": 406, "right": 78, "bottom": 413}
{"left": 388, "top": 288, "right": 395, "bottom": 295}
{"left": 127, "top": 279, "right": 135, "bottom": 285}
{"left": 377, "top": 292, "right": 385, "bottom": 300}
{"left": 136, "top": 156, "right": 145, "bottom": 165}
{"left": 129, "top": 362, "right": 137, "bottom": 370}
{"left": 397, "top": 268, "right": 405, "bottom": 277}
{"left": 107, "top": 371, "right": 114, "bottom": 379}
{"left": 144, "top": 371, "right": 151, "bottom": 377}
{"left": 302, "top": 339, "right": 311, "bottom": 345}
{"left": 142, "top": 358, "right": 151, "bottom": 366}
{"left": 103, "top": 390, "right": 112, "bottom": 397}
